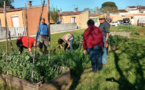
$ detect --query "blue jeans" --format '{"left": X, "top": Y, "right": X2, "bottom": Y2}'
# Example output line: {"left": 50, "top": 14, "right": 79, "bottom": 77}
{"left": 102, "top": 36, "right": 107, "bottom": 64}
{"left": 87, "top": 45, "right": 103, "bottom": 72}
{"left": 64, "top": 37, "right": 74, "bottom": 51}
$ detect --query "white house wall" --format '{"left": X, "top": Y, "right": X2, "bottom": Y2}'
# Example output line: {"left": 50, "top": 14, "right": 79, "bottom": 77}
{"left": 129, "top": 10, "right": 140, "bottom": 14}
{"left": 134, "top": 16, "right": 145, "bottom": 25}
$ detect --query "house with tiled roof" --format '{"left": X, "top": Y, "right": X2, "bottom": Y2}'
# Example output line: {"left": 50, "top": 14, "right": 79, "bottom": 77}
{"left": 59, "top": 8, "right": 89, "bottom": 29}
{"left": 125, "top": 5, "right": 145, "bottom": 14}
{"left": 0, "top": 1, "right": 55, "bottom": 36}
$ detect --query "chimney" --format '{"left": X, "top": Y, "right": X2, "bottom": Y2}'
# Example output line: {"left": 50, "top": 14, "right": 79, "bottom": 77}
{"left": 74, "top": 8, "right": 78, "bottom": 12}
{"left": 57, "top": 10, "right": 60, "bottom": 14}
{"left": 27, "top": 1, "right": 32, "bottom": 7}
{"left": 6, "top": 6, "right": 11, "bottom": 9}
{"left": 137, "top": 5, "right": 140, "bottom": 9}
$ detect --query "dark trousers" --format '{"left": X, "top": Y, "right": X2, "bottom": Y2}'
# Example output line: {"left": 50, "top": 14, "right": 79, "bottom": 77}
{"left": 16, "top": 42, "right": 27, "bottom": 53}
{"left": 87, "top": 45, "right": 103, "bottom": 72}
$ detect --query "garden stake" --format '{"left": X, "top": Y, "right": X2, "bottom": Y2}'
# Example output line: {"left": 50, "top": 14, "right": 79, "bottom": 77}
{"left": 47, "top": 0, "right": 51, "bottom": 62}
{"left": 25, "top": 4, "right": 29, "bottom": 50}
{"left": 8, "top": 31, "right": 14, "bottom": 52}
{"left": 4, "top": 1, "right": 9, "bottom": 75}
{"left": 3, "top": 1, "right": 8, "bottom": 55}
{"left": 33, "top": 1, "right": 45, "bottom": 89}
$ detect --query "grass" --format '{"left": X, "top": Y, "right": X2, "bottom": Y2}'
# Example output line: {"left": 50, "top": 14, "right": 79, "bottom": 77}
{"left": 0, "top": 26, "right": 145, "bottom": 90}
{"left": 0, "top": 29, "right": 85, "bottom": 53}
{"left": 70, "top": 39, "right": 145, "bottom": 90}
{"left": 110, "top": 25, "right": 145, "bottom": 33}
{"left": 0, "top": 82, "right": 20, "bottom": 90}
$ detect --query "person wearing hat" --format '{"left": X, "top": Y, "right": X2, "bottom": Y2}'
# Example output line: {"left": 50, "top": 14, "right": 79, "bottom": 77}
{"left": 99, "top": 14, "right": 110, "bottom": 65}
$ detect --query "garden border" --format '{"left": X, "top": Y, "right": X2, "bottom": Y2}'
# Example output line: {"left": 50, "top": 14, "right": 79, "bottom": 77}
{"left": 0, "top": 67, "right": 71, "bottom": 90}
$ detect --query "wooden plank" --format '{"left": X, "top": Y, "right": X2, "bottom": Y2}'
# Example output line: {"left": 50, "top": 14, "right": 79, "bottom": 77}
{"left": 32, "top": 0, "right": 45, "bottom": 88}
{"left": 47, "top": 0, "right": 51, "bottom": 62}
{"left": 3, "top": 1, "right": 8, "bottom": 55}
{"left": 25, "top": 4, "right": 29, "bottom": 50}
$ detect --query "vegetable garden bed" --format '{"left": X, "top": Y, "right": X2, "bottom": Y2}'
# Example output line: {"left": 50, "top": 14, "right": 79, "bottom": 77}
{"left": 0, "top": 69, "right": 70, "bottom": 90}
{"left": 0, "top": 35, "right": 90, "bottom": 89}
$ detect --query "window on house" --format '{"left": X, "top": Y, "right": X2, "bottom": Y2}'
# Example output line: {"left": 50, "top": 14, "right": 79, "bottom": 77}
{"left": 71, "top": 17, "right": 76, "bottom": 23}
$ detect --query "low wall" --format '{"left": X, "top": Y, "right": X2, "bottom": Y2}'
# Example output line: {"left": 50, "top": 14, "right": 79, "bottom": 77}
{"left": 110, "top": 32, "right": 131, "bottom": 38}
{"left": 0, "top": 27, "right": 6, "bottom": 40}
{"left": 50, "top": 23, "right": 77, "bottom": 33}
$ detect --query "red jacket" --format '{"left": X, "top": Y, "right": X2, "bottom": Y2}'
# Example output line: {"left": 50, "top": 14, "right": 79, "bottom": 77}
{"left": 17, "top": 36, "right": 35, "bottom": 48}
{"left": 83, "top": 25, "right": 103, "bottom": 50}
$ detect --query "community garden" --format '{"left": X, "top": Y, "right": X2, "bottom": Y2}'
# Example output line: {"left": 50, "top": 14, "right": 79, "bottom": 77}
{"left": 0, "top": 25, "right": 145, "bottom": 90}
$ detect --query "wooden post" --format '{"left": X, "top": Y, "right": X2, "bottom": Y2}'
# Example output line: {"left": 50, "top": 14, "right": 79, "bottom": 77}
{"left": 32, "top": 1, "right": 45, "bottom": 88}
{"left": 3, "top": 1, "right": 8, "bottom": 55}
{"left": 3, "top": 1, "right": 8, "bottom": 75}
{"left": 47, "top": 0, "right": 51, "bottom": 61}
{"left": 34, "top": 0, "right": 45, "bottom": 57}
{"left": 47, "top": 0, "right": 50, "bottom": 40}
{"left": 25, "top": 4, "right": 29, "bottom": 50}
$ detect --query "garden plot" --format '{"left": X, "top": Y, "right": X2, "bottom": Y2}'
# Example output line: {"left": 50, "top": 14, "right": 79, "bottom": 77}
{"left": 0, "top": 35, "right": 90, "bottom": 89}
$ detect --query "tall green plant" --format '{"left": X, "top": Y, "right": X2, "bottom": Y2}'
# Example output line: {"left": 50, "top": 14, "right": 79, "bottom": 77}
{"left": 50, "top": 7, "right": 59, "bottom": 23}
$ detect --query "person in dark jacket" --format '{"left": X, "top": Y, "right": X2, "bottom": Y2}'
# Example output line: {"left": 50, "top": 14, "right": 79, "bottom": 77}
{"left": 99, "top": 15, "right": 110, "bottom": 65}
{"left": 83, "top": 19, "right": 103, "bottom": 73}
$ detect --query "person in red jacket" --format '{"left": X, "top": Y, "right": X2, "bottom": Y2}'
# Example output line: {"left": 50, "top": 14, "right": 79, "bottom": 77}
{"left": 83, "top": 19, "right": 103, "bottom": 73}
{"left": 16, "top": 36, "right": 39, "bottom": 54}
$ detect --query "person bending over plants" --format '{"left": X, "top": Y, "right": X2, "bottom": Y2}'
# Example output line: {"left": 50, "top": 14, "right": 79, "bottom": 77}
{"left": 58, "top": 33, "right": 74, "bottom": 52}
{"left": 16, "top": 36, "right": 39, "bottom": 54}
{"left": 83, "top": 19, "right": 103, "bottom": 73}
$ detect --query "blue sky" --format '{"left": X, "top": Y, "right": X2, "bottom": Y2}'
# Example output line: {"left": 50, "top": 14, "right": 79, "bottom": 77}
{"left": 12, "top": 0, "right": 145, "bottom": 12}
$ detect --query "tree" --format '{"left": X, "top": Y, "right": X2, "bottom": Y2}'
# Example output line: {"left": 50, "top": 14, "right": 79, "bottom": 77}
{"left": 84, "top": 8, "right": 98, "bottom": 14}
{"left": 50, "top": 7, "right": 58, "bottom": 23}
{"left": 0, "top": 0, "right": 14, "bottom": 8}
{"left": 101, "top": 2, "right": 118, "bottom": 14}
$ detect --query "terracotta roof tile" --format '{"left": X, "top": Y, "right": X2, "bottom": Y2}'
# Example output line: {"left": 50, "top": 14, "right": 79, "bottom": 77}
{"left": 140, "top": 6, "right": 145, "bottom": 9}
{"left": 89, "top": 14, "right": 102, "bottom": 17}
{"left": 59, "top": 11, "right": 84, "bottom": 16}
{"left": 118, "top": 10, "right": 128, "bottom": 12}
{"left": 0, "top": 8, "right": 22, "bottom": 13}
{"left": 128, "top": 6, "right": 136, "bottom": 8}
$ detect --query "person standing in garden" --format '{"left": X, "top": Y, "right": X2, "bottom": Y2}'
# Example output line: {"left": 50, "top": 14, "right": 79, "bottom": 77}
{"left": 99, "top": 14, "right": 110, "bottom": 65}
{"left": 37, "top": 18, "right": 49, "bottom": 54}
{"left": 58, "top": 33, "right": 74, "bottom": 52}
{"left": 16, "top": 36, "right": 39, "bottom": 54}
{"left": 83, "top": 19, "right": 103, "bottom": 73}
